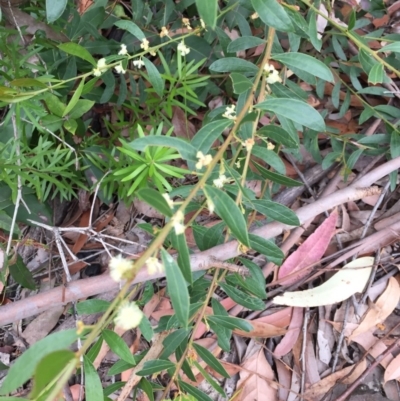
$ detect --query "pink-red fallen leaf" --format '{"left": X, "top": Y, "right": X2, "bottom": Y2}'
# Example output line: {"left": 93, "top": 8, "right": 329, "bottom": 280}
{"left": 385, "top": 353, "right": 400, "bottom": 382}
{"left": 274, "top": 307, "right": 303, "bottom": 357}
{"left": 254, "top": 307, "right": 293, "bottom": 327}
{"left": 237, "top": 340, "right": 278, "bottom": 401}
{"left": 350, "top": 277, "right": 400, "bottom": 341}
{"left": 278, "top": 211, "right": 338, "bottom": 285}
{"left": 69, "top": 384, "right": 83, "bottom": 401}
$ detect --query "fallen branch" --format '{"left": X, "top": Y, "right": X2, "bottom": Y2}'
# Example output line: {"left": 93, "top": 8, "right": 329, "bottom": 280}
{"left": 1, "top": 156, "right": 399, "bottom": 326}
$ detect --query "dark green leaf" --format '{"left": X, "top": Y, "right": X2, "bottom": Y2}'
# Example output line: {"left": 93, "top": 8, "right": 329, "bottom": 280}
{"left": 58, "top": 43, "right": 97, "bottom": 66}
{"left": 193, "top": 360, "right": 226, "bottom": 396}
{"left": 249, "top": 199, "right": 300, "bottom": 226}
{"left": 107, "top": 360, "right": 135, "bottom": 376}
{"left": 103, "top": 329, "right": 136, "bottom": 365}
{"left": 83, "top": 356, "right": 103, "bottom": 401}
{"left": 137, "top": 188, "right": 173, "bottom": 217}
{"left": 143, "top": 58, "right": 164, "bottom": 97}
{"left": 138, "top": 378, "right": 154, "bottom": 401}
{"left": 63, "top": 78, "right": 84, "bottom": 117}
{"left": 238, "top": 258, "right": 267, "bottom": 299}
{"left": 46, "top": 0, "right": 67, "bottom": 23}
{"left": 207, "top": 316, "right": 253, "bottom": 332}
{"left": 227, "top": 36, "right": 265, "bottom": 52}
{"left": 139, "top": 316, "right": 154, "bottom": 342}
{"left": 255, "top": 163, "right": 302, "bottom": 187}
{"left": 161, "top": 249, "right": 190, "bottom": 328}
{"left": 230, "top": 73, "right": 253, "bottom": 94}
{"left": 191, "top": 120, "right": 232, "bottom": 155}
{"left": 219, "top": 283, "right": 265, "bottom": 310}
{"left": 368, "top": 63, "right": 384, "bottom": 84}
{"left": 209, "top": 58, "right": 259, "bottom": 74}
{"left": 0, "top": 329, "right": 78, "bottom": 395}
{"left": 257, "top": 125, "right": 298, "bottom": 148}
{"left": 196, "top": 0, "right": 218, "bottom": 29}
{"left": 251, "top": 0, "right": 294, "bottom": 32}
{"left": 272, "top": 53, "right": 333, "bottom": 82}
{"left": 256, "top": 98, "right": 326, "bottom": 131}
{"left": 137, "top": 360, "right": 176, "bottom": 376}
{"left": 31, "top": 350, "right": 75, "bottom": 398}
{"left": 204, "top": 186, "right": 250, "bottom": 247}
{"left": 160, "top": 328, "right": 191, "bottom": 359}
{"left": 179, "top": 380, "right": 214, "bottom": 401}
{"left": 9, "top": 256, "right": 36, "bottom": 290}
{"left": 76, "top": 299, "right": 110, "bottom": 315}
{"left": 192, "top": 343, "right": 230, "bottom": 378}
{"left": 249, "top": 233, "right": 284, "bottom": 264}
{"left": 114, "top": 20, "right": 145, "bottom": 40}
{"left": 170, "top": 230, "right": 192, "bottom": 284}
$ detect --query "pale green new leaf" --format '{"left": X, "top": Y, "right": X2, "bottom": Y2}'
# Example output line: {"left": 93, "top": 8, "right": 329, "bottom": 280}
{"left": 63, "top": 78, "right": 84, "bottom": 117}
{"left": 143, "top": 58, "right": 164, "bottom": 97}
{"left": 210, "top": 58, "right": 259, "bottom": 74}
{"left": 46, "top": 0, "right": 67, "bottom": 23}
{"left": 196, "top": 0, "right": 218, "bottom": 29}
{"left": 58, "top": 43, "right": 97, "bottom": 66}
{"left": 114, "top": 20, "right": 145, "bottom": 40}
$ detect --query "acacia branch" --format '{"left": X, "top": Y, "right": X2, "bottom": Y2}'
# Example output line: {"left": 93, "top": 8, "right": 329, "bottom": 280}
{"left": 1, "top": 156, "right": 399, "bottom": 326}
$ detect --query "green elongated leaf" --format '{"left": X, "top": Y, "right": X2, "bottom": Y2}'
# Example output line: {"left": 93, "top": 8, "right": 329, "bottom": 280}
{"left": 251, "top": 146, "right": 285, "bottom": 174}
{"left": 209, "top": 58, "right": 259, "bottom": 74}
{"left": 219, "top": 283, "right": 265, "bottom": 310}
{"left": 0, "top": 361, "right": 8, "bottom": 371}
{"left": 137, "top": 188, "right": 173, "bottom": 217}
{"left": 272, "top": 53, "right": 333, "bottom": 82}
{"left": 8, "top": 256, "right": 36, "bottom": 290}
{"left": 249, "top": 200, "right": 300, "bottom": 226}
{"left": 191, "top": 120, "right": 232, "bottom": 155}
{"left": 257, "top": 125, "right": 298, "bottom": 148}
{"left": 368, "top": 63, "right": 384, "bottom": 84}
{"left": 114, "top": 20, "right": 145, "bottom": 40}
{"left": 359, "top": 49, "right": 377, "bottom": 74}
{"left": 207, "top": 315, "right": 253, "bottom": 332}
{"left": 170, "top": 230, "right": 192, "bottom": 284}
{"left": 179, "top": 380, "right": 214, "bottom": 401}
{"left": 128, "top": 137, "right": 197, "bottom": 163}
{"left": 104, "top": 382, "right": 126, "bottom": 397}
{"left": 227, "top": 36, "right": 265, "bottom": 52}
{"left": 63, "top": 78, "right": 84, "bottom": 117}
{"left": 255, "top": 163, "right": 302, "bottom": 187}
{"left": 42, "top": 93, "right": 65, "bottom": 117}
{"left": 204, "top": 185, "right": 249, "bottom": 246}
{"left": 0, "top": 398, "right": 29, "bottom": 400}
{"left": 69, "top": 99, "right": 95, "bottom": 119}
{"left": 193, "top": 360, "right": 226, "bottom": 397}
{"left": 30, "top": 350, "right": 75, "bottom": 398}
{"left": 378, "top": 42, "right": 400, "bottom": 53}
{"left": 63, "top": 119, "right": 77, "bottom": 135}
{"left": 238, "top": 258, "right": 267, "bottom": 299}
{"left": 0, "top": 329, "right": 78, "bottom": 395}
{"left": 102, "top": 329, "right": 136, "bottom": 365}
{"left": 230, "top": 73, "right": 253, "bottom": 94}
{"left": 161, "top": 249, "right": 190, "bottom": 328}
{"left": 251, "top": 0, "right": 294, "bottom": 32}
{"left": 256, "top": 98, "right": 325, "bottom": 131}
{"left": 137, "top": 360, "right": 176, "bottom": 376}
{"left": 10, "top": 78, "right": 47, "bottom": 88}
{"left": 209, "top": 300, "right": 231, "bottom": 351}
{"left": 138, "top": 378, "right": 155, "bottom": 401}
{"left": 139, "top": 316, "right": 154, "bottom": 342}
{"left": 160, "top": 328, "right": 191, "bottom": 359}
{"left": 83, "top": 356, "right": 103, "bottom": 401}
{"left": 391, "top": 131, "right": 400, "bottom": 159}
{"left": 46, "top": 0, "right": 67, "bottom": 23}
{"left": 249, "top": 234, "right": 284, "bottom": 265}
{"left": 195, "top": 0, "right": 217, "bottom": 29}
{"left": 58, "top": 43, "right": 97, "bottom": 66}
{"left": 108, "top": 360, "right": 135, "bottom": 376}
{"left": 143, "top": 58, "right": 164, "bottom": 97}
{"left": 192, "top": 343, "right": 230, "bottom": 378}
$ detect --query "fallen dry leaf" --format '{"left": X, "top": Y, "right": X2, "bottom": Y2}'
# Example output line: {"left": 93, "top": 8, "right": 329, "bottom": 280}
{"left": 274, "top": 307, "right": 303, "bottom": 357}
{"left": 236, "top": 340, "right": 278, "bottom": 401}
{"left": 277, "top": 211, "right": 338, "bottom": 285}
{"left": 234, "top": 320, "right": 286, "bottom": 338}
{"left": 304, "top": 359, "right": 367, "bottom": 401}
{"left": 350, "top": 277, "right": 400, "bottom": 341}
{"left": 384, "top": 353, "right": 400, "bottom": 382}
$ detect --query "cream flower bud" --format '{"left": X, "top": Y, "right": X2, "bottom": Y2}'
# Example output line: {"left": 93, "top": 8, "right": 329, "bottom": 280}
{"left": 177, "top": 41, "right": 190, "bottom": 56}
{"left": 146, "top": 257, "right": 164, "bottom": 275}
{"left": 109, "top": 254, "right": 134, "bottom": 282}
{"left": 114, "top": 62, "right": 126, "bottom": 74}
{"left": 172, "top": 210, "right": 185, "bottom": 235}
{"left": 162, "top": 193, "right": 174, "bottom": 209}
{"left": 213, "top": 174, "right": 229, "bottom": 188}
{"left": 118, "top": 44, "right": 128, "bottom": 55}
{"left": 140, "top": 38, "right": 149, "bottom": 51}
{"left": 133, "top": 59, "right": 145, "bottom": 68}
{"left": 195, "top": 151, "right": 212, "bottom": 170}
{"left": 114, "top": 302, "right": 143, "bottom": 330}
{"left": 92, "top": 58, "right": 107, "bottom": 76}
